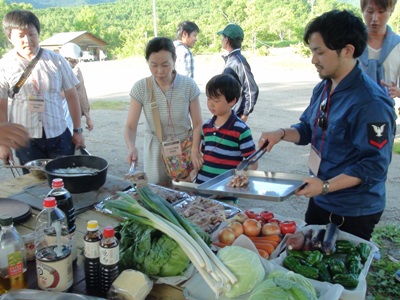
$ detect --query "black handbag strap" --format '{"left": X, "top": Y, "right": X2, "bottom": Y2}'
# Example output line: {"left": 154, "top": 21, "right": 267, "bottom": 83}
{"left": 11, "top": 47, "right": 43, "bottom": 97}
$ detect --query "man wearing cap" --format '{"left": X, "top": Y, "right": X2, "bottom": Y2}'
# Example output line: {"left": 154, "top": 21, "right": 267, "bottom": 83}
{"left": 217, "top": 24, "right": 259, "bottom": 122}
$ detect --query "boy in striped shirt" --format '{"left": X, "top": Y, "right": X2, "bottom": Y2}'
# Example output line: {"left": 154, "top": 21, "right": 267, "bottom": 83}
{"left": 195, "top": 74, "right": 258, "bottom": 191}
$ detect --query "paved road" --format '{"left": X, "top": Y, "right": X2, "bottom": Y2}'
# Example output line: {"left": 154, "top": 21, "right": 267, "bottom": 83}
{"left": 2, "top": 50, "right": 399, "bottom": 226}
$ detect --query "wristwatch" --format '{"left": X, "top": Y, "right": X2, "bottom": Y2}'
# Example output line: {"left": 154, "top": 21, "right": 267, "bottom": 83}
{"left": 73, "top": 128, "right": 83, "bottom": 133}
{"left": 321, "top": 180, "right": 330, "bottom": 195}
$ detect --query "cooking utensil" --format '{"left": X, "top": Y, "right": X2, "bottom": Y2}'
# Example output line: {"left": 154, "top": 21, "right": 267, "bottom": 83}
{"left": 196, "top": 170, "right": 306, "bottom": 201}
{"left": 0, "top": 198, "right": 31, "bottom": 224}
{"left": 44, "top": 155, "right": 108, "bottom": 194}
{"left": 236, "top": 140, "right": 269, "bottom": 171}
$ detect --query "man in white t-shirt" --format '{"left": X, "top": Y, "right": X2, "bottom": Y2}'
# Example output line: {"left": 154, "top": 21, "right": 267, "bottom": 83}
{"left": 359, "top": 0, "right": 400, "bottom": 113}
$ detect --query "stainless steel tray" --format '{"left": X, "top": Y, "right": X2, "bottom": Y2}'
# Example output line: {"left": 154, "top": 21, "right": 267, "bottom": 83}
{"left": 196, "top": 170, "right": 306, "bottom": 202}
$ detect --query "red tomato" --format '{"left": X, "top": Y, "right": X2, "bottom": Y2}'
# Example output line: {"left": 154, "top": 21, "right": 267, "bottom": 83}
{"left": 279, "top": 220, "right": 297, "bottom": 235}
{"left": 244, "top": 210, "right": 260, "bottom": 219}
{"left": 268, "top": 218, "right": 281, "bottom": 225}
{"left": 260, "top": 210, "right": 274, "bottom": 222}
{"left": 255, "top": 215, "right": 266, "bottom": 225}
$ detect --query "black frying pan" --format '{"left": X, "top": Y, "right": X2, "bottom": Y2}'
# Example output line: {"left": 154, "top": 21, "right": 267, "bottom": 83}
{"left": 44, "top": 155, "right": 108, "bottom": 194}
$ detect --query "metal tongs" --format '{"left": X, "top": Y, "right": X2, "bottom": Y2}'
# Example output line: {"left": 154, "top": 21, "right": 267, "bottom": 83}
{"left": 236, "top": 140, "right": 269, "bottom": 171}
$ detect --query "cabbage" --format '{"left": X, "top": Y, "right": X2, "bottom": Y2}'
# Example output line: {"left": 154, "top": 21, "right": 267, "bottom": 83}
{"left": 248, "top": 270, "right": 318, "bottom": 300}
{"left": 249, "top": 279, "right": 290, "bottom": 300}
{"left": 217, "top": 246, "right": 265, "bottom": 298}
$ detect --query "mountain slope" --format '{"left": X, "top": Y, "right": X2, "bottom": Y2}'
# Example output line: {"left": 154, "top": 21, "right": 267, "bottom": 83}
{"left": 5, "top": 0, "right": 116, "bottom": 9}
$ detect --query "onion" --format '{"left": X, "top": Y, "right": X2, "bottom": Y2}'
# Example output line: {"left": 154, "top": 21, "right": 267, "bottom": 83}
{"left": 232, "top": 212, "right": 249, "bottom": 224}
{"left": 243, "top": 219, "right": 262, "bottom": 237}
{"left": 261, "top": 223, "right": 281, "bottom": 236}
{"left": 228, "top": 221, "right": 244, "bottom": 238}
{"left": 218, "top": 227, "right": 236, "bottom": 245}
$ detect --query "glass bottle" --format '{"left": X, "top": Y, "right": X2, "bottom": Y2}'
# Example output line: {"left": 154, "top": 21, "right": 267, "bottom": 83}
{"left": 99, "top": 226, "right": 119, "bottom": 296}
{"left": 0, "top": 214, "right": 28, "bottom": 295}
{"left": 47, "top": 178, "right": 77, "bottom": 261}
{"left": 35, "top": 197, "right": 73, "bottom": 292}
{"left": 84, "top": 220, "right": 102, "bottom": 292}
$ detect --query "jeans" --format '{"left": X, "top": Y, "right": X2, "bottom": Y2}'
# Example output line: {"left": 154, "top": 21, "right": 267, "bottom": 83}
{"left": 16, "top": 128, "right": 75, "bottom": 174}
{"left": 305, "top": 198, "right": 382, "bottom": 240}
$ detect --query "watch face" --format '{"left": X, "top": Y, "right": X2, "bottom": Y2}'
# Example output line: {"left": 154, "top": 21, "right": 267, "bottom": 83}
{"left": 74, "top": 128, "right": 83, "bottom": 133}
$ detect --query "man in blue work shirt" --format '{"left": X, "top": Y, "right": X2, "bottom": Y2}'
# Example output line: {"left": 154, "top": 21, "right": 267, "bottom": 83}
{"left": 258, "top": 10, "right": 396, "bottom": 240}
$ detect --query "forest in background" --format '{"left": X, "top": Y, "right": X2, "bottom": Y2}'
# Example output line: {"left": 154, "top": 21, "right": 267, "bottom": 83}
{"left": 1, "top": 0, "right": 400, "bottom": 59}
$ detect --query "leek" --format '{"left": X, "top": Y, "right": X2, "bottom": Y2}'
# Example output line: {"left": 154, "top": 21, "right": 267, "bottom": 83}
{"left": 105, "top": 194, "right": 237, "bottom": 297}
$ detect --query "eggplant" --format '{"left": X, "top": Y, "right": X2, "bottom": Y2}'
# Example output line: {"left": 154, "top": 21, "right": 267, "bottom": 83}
{"left": 302, "top": 228, "right": 313, "bottom": 251}
{"left": 311, "top": 228, "right": 326, "bottom": 250}
{"left": 322, "top": 223, "right": 339, "bottom": 255}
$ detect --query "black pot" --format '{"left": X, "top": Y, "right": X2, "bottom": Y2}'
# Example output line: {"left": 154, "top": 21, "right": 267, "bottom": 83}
{"left": 44, "top": 155, "right": 108, "bottom": 194}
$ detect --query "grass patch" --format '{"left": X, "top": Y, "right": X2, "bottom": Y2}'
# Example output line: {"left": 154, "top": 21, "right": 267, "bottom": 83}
{"left": 393, "top": 139, "right": 400, "bottom": 154}
{"left": 367, "top": 225, "right": 400, "bottom": 299}
{"left": 90, "top": 101, "right": 129, "bottom": 110}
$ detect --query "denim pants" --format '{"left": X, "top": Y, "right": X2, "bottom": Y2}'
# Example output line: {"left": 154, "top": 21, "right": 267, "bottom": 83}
{"left": 16, "top": 128, "right": 75, "bottom": 174}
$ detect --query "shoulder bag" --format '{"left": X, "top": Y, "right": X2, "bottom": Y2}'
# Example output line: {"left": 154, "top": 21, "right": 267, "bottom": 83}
{"left": 11, "top": 48, "right": 44, "bottom": 97}
{"left": 146, "top": 77, "right": 193, "bottom": 181}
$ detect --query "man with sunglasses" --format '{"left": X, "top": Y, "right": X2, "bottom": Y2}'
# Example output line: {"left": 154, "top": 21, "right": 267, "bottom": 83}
{"left": 258, "top": 10, "right": 396, "bottom": 241}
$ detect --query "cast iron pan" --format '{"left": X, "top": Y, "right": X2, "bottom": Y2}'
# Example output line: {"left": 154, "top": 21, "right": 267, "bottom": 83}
{"left": 0, "top": 198, "right": 32, "bottom": 224}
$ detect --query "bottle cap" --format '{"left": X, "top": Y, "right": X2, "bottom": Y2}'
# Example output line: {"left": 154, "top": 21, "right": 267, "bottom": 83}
{"left": 52, "top": 178, "right": 64, "bottom": 188}
{"left": 43, "top": 197, "right": 57, "bottom": 208}
{"left": 0, "top": 214, "right": 13, "bottom": 226}
{"left": 87, "top": 220, "right": 99, "bottom": 231}
{"left": 103, "top": 226, "right": 115, "bottom": 238}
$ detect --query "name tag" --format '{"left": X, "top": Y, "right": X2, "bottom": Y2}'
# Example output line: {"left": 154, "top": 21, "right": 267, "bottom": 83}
{"left": 162, "top": 140, "right": 182, "bottom": 157}
{"left": 28, "top": 95, "right": 45, "bottom": 112}
{"left": 308, "top": 145, "right": 321, "bottom": 176}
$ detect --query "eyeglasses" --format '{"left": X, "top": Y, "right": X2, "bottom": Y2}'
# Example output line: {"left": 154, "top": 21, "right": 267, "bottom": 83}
{"left": 318, "top": 98, "right": 328, "bottom": 130}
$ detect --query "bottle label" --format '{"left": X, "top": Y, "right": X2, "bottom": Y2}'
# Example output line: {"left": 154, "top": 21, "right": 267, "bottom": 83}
{"left": 7, "top": 251, "right": 23, "bottom": 276}
{"left": 99, "top": 245, "right": 119, "bottom": 265}
{"left": 84, "top": 241, "right": 100, "bottom": 259}
{"left": 36, "top": 247, "right": 73, "bottom": 292}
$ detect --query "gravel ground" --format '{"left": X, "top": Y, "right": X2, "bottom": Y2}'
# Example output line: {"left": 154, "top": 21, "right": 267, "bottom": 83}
{"left": 2, "top": 48, "right": 399, "bottom": 227}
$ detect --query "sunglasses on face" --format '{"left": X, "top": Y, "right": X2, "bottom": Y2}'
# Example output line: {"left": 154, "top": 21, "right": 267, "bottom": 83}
{"left": 318, "top": 98, "right": 328, "bottom": 130}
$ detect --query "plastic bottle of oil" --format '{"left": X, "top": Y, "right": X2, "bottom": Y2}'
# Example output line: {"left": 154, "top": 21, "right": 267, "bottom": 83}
{"left": 84, "top": 220, "right": 102, "bottom": 293}
{"left": 99, "top": 226, "right": 119, "bottom": 296}
{"left": 0, "top": 214, "right": 28, "bottom": 295}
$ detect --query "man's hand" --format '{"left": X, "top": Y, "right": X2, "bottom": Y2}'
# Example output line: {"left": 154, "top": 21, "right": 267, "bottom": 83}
{"left": 0, "top": 123, "right": 29, "bottom": 149}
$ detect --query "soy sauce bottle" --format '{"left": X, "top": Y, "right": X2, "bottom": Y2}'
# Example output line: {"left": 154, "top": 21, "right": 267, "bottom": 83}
{"left": 99, "top": 226, "right": 119, "bottom": 296}
{"left": 84, "top": 220, "right": 102, "bottom": 293}
{"left": 47, "top": 178, "right": 76, "bottom": 261}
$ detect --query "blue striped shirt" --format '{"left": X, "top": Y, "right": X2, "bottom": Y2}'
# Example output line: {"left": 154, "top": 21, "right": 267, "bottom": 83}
{"left": 196, "top": 111, "right": 256, "bottom": 183}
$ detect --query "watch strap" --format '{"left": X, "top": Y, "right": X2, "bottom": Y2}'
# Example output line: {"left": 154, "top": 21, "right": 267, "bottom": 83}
{"left": 322, "top": 180, "right": 330, "bottom": 195}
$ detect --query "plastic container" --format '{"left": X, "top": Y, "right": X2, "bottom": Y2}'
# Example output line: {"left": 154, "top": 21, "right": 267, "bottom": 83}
{"left": 0, "top": 289, "right": 105, "bottom": 299}
{"left": 0, "top": 214, "right": 28, "bottom": 295}
{"left": 35, "top": 197, "right": 73, "bottom": 292}
{"left": 84, "top": 220, "right": 102, "bottom": 292}
{"left": 271, "top": 224, "right": 379, "bottom": 300}
{"left": 47, "top": 178, "right": 77, "bottom": 261}
{"left": 99, "top": 226, "right": 119, "bottom": 296}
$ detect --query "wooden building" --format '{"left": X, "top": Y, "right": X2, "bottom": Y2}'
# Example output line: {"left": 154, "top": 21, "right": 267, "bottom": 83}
{"left": 40, "top": 31, "right": 107, "bottom": 61}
